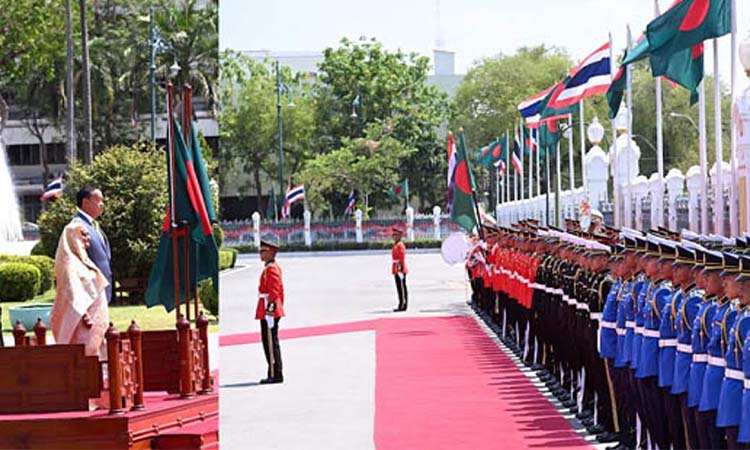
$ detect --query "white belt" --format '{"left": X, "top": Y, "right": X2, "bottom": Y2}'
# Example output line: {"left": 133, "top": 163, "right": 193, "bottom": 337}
{"left": 626, "top": 320, "right": 635, "bottom": 329}
{"left": 676, "top": 343, "right": 693, "bottom": 354}
{"left": 616, "top": 328, "right": 627, "bottom": 336}
{"left": 745, "top": 379, "right": 750, "bottom": 389}
{"left": 708, "top": 356, "right": 727, "bottom": 367}
{"left": 590, "top": 312, "right": 602, "bottom": 321}
{"left": 392, "top": 260, "right": 400, "bottom": 263}
{"left": 659, "top": 339, "right": 677, "bottom": 348}
{"left": 577, "top": 303, "right": 590, "bottom": 311}
{"left": 692, "top": 354, "right": 708, "bottom": 363}
{"left": 554, "top": 289, "right": 564, "bottom": 296}
{"left": 725, "top": 369, "right": 744, "bottom": 381}
{"left": 600, "top": 320, "right": 616, "bottom": 329}
{"left": 643, "top": 329, "right": 660, "bottom": 338}
{"left": 258, "top": 294, "right": 269, "bottom": 299}
{"left": 635, "top": 326, "right": 645, "bottom": 335}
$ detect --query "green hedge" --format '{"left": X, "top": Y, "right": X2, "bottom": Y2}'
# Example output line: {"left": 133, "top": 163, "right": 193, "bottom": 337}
{"left": 0, "top": 263, "right": 42, "bottom": 302}
{"left": 231, "top": 239, "right": 443, "bottom": 254}
{"left": 199, "top": 278, "right": 218, "bottom": 317}
{"left": 219, "top": 249, "right": 236, "bottom": 270}
{"left": 213, "top": 224, "right": 224, "bottom": 248}
{"left": 0, "top": 255, "right": 55, "bottom": 294}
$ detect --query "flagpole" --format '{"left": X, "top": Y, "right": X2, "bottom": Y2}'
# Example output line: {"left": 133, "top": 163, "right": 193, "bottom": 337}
{"left": 729, "top": 7, "right": 739, "bottom": 236}
{"left": 545, "top": 131, "right": 551, "bottom": 227}
{"left": 654, "top": 0, "right": 665, "bottom": 228}
{"left": 555, "top": 140, "right": 562, "bottom": 227}
{"left": 610, "top": 31, "right": 620, "bottom": 228}
{"left": 528, "top": 126, "right": 533, "bottom": 198}
{"left": 713, "top": 39, "right": 725, "bottom": 235}
{"left": 568, "top": 114, "right": 575, "bottom": 192}
{"left": 579, "top": 100, "right": 586, "bottom": 194}
{"left": 536, "top": 133, "right": 541, "bottom": 200}
{"left": 698, "top": 81, "right": 710, "bottom": 235}
{"left": 519, "top": 123, "right": 525, "bottom": 201}
{"left": 166, "top": 82, "right": 181, "bottom": 322}
{"left": 625, "top": 24, "right": 634, "bottom": 229}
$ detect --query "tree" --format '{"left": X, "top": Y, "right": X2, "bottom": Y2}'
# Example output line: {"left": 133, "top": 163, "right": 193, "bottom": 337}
{"left": 0, "top": 0, "right": 64, "bottom": 130}
{"left": 37, "top": 143, "right": 168, "bottom": 278}
{"left": 298, "top": 123, "right": 415, "bottom": 214}
{"left": 219, "top": 51, "right": 315, "bottom": 214}
{"left": 315, "top": 37, "right": 450, "bottom": 210}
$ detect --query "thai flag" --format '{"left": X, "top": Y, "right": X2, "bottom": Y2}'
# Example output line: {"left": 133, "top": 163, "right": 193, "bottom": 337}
{"left": 525, "top": 127, "right": 538, "bottom": 152}
{"left": 512, "top": 130, "right": 523, "bottom": 176}
{"left": 447, "top": 132, "right": 458, "bottom": 187}
{"left": 518, "top": 84, "right": 557, "bottom": 127}
{"left": 494, "top": 159, "right": 506, "bottom": 177}
{"left": 546, "top": 42, "right": 611, "bottom": 109}
{"left": 344, "top": 190, "right": 356, "bottom": 215}
{"left": 282, "top": 184, "right": 305, "bottom": 219}
{"left": 40, "top": 176, "right": 63, "bottom": 201}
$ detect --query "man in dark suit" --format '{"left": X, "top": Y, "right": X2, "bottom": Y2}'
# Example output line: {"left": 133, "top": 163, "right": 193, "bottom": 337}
{"left": 73, "top": 186, "right": 112, "bottom": 302}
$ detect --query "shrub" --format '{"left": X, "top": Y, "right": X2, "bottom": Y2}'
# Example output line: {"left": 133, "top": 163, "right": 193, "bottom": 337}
{"left": 213, "top": 223, "right": 224, "bottom": 248}
{"left": 37, "top": 143, "right": 168, "bottom": 279}
{"left": 0, "top": 263, "right": 42, "bottom": 302}
{"left": 0, "top": 255, "right": 55, "bottom": 293}
{"left": 30, "top": 241, "right": 47, "bottom": 256}
{"left": 199, "top": 278, "right": 218, "bottom": 317}
{"left": 219, "top": 250, "right": 235, "bottom": 270}
{"left": 225, "top": 247, "right": 238, "bottom": 268}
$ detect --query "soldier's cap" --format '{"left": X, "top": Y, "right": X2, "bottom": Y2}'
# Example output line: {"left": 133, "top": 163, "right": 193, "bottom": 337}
{"left": 735, "top": 237, "right": 748, "bottom": 249}
{"left": 633, "top": 236, "right": 648, "bottom": 254}
{"left": 735, "top": 255, "right": 750, "bottom": 282}
{"left": 658, "top": 226, "right": 680, "bottom": 238}
{"left": 391, "top": 226, "right": 404, "bottom": 234}
{"left": 691, "top": 248, "right": 706, "bottom": 268}
{"left": 681, "top": 229, "right": 701, "bottom": 242}
{"left": 701, "top": 249, "right": 724, "bottom": 273}
{"left": 657, "top": 241, "right": 677, "bottom": 262}
{"left": 719, "top": 252, "right": 742, "bottom": 277}
{"left": 260, "top": 237, "right": 280, "bottom": 252}
{"left": 672, "top": 244, "right": 695, "bottom": 267}
{"left": 622, "top": 236, "right": 638, "bottom": 252}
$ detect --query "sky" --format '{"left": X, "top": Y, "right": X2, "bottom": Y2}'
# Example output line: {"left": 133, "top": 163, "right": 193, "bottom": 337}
{"left": 221, "top": 0, "right": 750, "bottom": 92}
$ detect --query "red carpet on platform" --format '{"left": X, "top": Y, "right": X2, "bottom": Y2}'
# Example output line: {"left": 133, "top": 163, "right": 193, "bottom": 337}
{"left": 374, "top": 317, "right": 592, "bottom": 450}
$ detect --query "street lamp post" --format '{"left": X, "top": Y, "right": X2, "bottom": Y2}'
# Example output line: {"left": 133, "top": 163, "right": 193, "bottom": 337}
{"left": 351, "top": 91, "right": 362, "bottom": 136}
{"left": 149, "top": 7, "right": 180, "bottom": 144}
{"left": 275, "top": 60, "right": 295, "bottom": 221}
{"left": 669, "top": 112, "right": 699, "bottom": 133}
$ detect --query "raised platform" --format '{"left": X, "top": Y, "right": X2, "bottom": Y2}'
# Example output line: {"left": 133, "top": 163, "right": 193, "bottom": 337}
{"left": 0, "top": 372, "right": 218, "bottom": 449}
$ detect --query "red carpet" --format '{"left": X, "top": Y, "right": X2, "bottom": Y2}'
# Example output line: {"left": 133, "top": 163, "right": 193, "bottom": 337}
{"left": 220, "top": 317, "right": 592, "bottom": 449}
{"left": 374, "top": 317, "right": 592, "bottom": 450}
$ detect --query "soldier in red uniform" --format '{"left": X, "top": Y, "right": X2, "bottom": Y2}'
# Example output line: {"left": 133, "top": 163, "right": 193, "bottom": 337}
{"left": 392, "top": 226, "right": 409, "bottom": 312}
{"left": 256, "top": 238, "right": 285, "bottom": 384}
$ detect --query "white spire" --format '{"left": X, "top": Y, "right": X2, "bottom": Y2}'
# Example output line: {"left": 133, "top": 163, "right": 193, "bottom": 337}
{"left": 435, "top": 0, "right": 445, "bottom": 50}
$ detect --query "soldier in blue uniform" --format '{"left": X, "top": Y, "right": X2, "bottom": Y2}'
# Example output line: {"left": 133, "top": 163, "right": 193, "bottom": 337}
{"left": 716, "top": 252, "right": 750, "bottom": 449}
{"left": 655, "top": 240, "right": 686, "bottom": 450}
{"left": 670, "top": 244, "right": 704, "bottom": 450}
{"left": 737, "top": 256, "right": 750, "bottom": 449}
{"left": 636, "top": 237, "right": 673, "bottom": 450}
{"left": 699, "top": 252, "right": 740, "bottom": 449}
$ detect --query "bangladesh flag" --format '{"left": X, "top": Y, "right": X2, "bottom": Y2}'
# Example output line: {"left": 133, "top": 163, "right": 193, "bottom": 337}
{"left": 388, "top": 179, "right": 408, "bottom": 200}
{"left": 475, "top": 140, "right": 505, "bottom": 168}
{"left": 647, "top": 0, "right": 730, "bottom": 61}
{"left": 145, "top": 119, "right": 219, "bottom": 312}
{"left": 450, "top": 132, "right": 479, "bottom": 233}
{"left": 539, "top": 78, "right": 579, "bottom": 122}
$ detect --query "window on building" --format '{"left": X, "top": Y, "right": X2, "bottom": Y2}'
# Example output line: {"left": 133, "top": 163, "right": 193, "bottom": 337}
{"left": 7, "top": 144, "right": 40, "bottom": 166}
{"left": 21, "top": 195, "right": 42, "bottom": 223}
{"left": 46, "top": 143, "right": 67, "bottom": 164}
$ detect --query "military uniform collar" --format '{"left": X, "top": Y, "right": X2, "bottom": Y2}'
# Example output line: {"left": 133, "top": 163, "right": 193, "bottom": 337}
{"left": 682, "top": 283, "right": 696, "bottom": 294}
{"left": 265, "top": 259, "right": 276, "bottom": 266}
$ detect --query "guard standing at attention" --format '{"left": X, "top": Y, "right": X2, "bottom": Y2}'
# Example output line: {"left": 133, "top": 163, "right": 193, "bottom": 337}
{"left": 391, "top": 226, "right": 409, "bottom": 312}
{"left": 256, "top": 238, "right": 285, "bottom": 384}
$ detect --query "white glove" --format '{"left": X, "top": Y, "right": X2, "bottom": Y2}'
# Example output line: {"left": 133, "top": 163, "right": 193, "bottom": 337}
{"left": 265, "top": 315, "right": 274, "bottom": 327}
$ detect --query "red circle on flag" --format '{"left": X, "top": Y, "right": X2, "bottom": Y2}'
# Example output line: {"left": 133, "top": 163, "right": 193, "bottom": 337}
{"left": 454, "top": 161, "right": 472, "bottom": 195}
{"left": 679, "top": 0, "right": 709, "bottom": 32}
{"left": 492, "top": 146, "right": 501, "bottom": 159}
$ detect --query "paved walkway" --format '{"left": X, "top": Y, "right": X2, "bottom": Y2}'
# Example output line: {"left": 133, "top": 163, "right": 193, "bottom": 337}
{"left": 219, "top": 250, "right": 596, "bottom": 450}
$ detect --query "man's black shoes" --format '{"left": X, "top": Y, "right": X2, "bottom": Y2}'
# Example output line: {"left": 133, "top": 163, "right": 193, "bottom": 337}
{"left": 260, "top": 377, "right": 284, "bottom": 385}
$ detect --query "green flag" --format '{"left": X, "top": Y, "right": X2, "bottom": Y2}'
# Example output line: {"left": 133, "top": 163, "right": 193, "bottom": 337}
{"left": 646, "top": 0, "right": 731, "bottom": 61}
{"left": 475, "top": 140, "right": 505, "bottom": 168}
{"left": 450, "top": 132, "right": 479, "bottom": 233}
{"left": 651, "top": 44, "right": 704, "bottom": 105}
{"left": 387, "top": 179, "right": 408, "bottom": 200}
{"left": 145, "top": 119, "right": 220, "bottom": 312}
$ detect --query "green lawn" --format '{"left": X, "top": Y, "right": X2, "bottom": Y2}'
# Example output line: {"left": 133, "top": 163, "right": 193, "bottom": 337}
{"left": 2, "top": 289, "right": 218, "bottom": 343}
